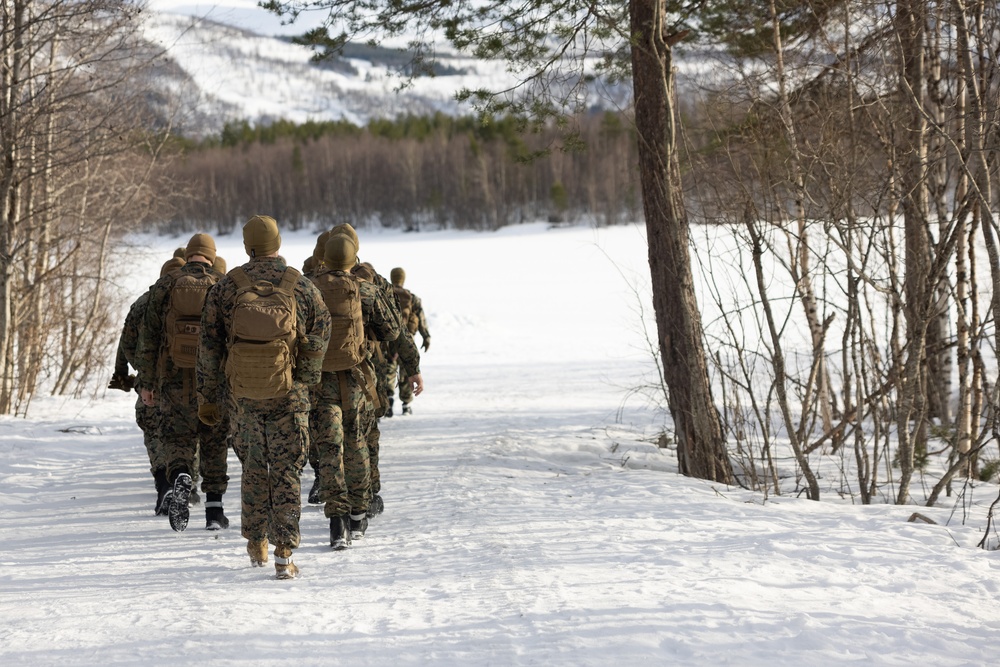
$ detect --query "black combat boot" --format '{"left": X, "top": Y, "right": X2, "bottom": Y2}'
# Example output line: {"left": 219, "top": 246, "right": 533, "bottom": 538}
{"left": 153, "top": 467, "right": 170, "bottom": 516}
{"left": 168, "top": 472, "right": 193, "bottom": 532}
{"left": 307, "top": 475, "right": 322, "bottom": 505}
{"left": 401, "top": 402, "right": 412, "bottom": 415}
{"left": 330, "top": 515, "right": 350, "bottom": 551}
{"left": 385, "top": 397, "right": 394, "bottom": 418}
{"left": 205, "top": 492, "right": 229, "bottom": 530}
{"left": 366, "top": 494, "right": 384, "bottom": 518}
{"left": 349, "top": 512, "right": 368, "bottom": 540}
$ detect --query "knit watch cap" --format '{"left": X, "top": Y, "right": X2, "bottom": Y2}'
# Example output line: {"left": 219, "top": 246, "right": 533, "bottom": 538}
{"left": 185, "top": 233, "right": 217, "bottom": 263}
{"left": 390, "top": 267, "right": 406, "bottom": 287}
{"left": 243, "top": 215, "right": 281, "bottom": 257}
{"left": 160, "top": 257, "right": 186, "bottom": 277}
{"left": 324, "top": 234, "right": 358, "bottom": 272}
{"left": 330, "top": 223, "right": 359, "bottom": 248}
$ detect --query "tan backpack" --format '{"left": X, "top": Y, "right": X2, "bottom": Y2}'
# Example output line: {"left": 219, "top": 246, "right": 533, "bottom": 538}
{"left": 393, "top": 285, "right": 420, "bottom": 334}
{"left": 225, "top": 267, "right": 301, "bottom": 399}
{"left": 165, "top": 267, "right": 219, "bottom": 368}
{"left": 312, "top": 270, "right": 366, "bottom": 372}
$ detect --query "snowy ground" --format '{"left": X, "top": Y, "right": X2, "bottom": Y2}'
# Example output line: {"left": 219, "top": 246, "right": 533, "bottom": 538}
{"left": 2, "top": 223, "right": 1000, "bottom": 666}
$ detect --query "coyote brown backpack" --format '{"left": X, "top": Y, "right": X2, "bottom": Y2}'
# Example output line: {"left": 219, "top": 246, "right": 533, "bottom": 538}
{"left": 165, "top": 267, "right": 219, "bottom": 368}
{"left": 313, "top": 269, "right": 365, "bottom": 372}
{"left": 225, "top": 267, "right": 301, "bottom": 399}
{"left": 392, "top": 285, "right": 420, "bottom": 335}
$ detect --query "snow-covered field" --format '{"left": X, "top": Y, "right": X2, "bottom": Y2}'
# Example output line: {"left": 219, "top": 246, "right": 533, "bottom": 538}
{"left": 2, "top": 223, "right": 1000, "bottom": 666}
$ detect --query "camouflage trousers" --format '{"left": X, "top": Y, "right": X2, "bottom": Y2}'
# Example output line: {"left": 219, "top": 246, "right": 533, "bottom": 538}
{"left": 363, "top": 413, "right": 382, "bottom": 495}
{"left": 307, "top": 392, "right": 321, "bottom": 474}
{"left": 313, "top": 366, "right": 375, "bottom": 518}
{"left": 159, "top": 370, "right": 229, "bottom": 494}
{"left": 385, "top": 357, "right": 414, "bottom": 404}
{"left": 135, "top": 395, "right": 164, "bottom": 475}
{"left": 235, "top": 404, "right": 307, "bottom": 548}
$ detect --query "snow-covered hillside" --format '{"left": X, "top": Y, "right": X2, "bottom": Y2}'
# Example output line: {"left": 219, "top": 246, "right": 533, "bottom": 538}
{"left": 140, "top": 10, "right": 510, "bottom": 134}
{"left": 139, "top": 1, "right": 638, "bottom": 137}
{"left": 2, "top": 223, "right": 1000, "bottom": 666}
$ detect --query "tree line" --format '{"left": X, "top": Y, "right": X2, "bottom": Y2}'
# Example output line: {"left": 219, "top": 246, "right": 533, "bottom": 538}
{"left": 157, "top": 112, "right": 642, "bottom": 234}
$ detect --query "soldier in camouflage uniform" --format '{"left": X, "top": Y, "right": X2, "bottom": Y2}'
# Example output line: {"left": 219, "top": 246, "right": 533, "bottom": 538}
{"left": 386, "top": 267, "right": 431, "bottom": 416}
{"left": 135, "top": 234, "right": 230, "bottom": 533}
{"left": 329, "top": 226, "right": 423, "bottom": 519}
{"left": 303, "top": 230, "right": 331, "bottom": 505}
{"left": 197, "top": 215, "right": 331, "bottom": 580}
{"left": 310, "top": 233, "right": 401, "bottom": 549}
{"left": 370, "top": 306, "right": 422, "bottom": 513}
{"left": 110, "top": 255, "right": 187, "bottom": 514}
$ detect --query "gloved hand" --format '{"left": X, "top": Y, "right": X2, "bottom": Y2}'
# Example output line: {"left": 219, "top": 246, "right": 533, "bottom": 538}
{"left": 198, "top": 403, "right": 221, "bottom": 426}
{"left": 421, "top": 338, "right": 430, "bottom": 352}
{"left": 109, "top": 373, "right": 134, "bottom": 392}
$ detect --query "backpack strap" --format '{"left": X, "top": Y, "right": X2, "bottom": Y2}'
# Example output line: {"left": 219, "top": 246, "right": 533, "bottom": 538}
{"left": 278, "top": 267, "right": 301, "bottom": 292}
{"left": 229, "top": 267, "right": 252, "bottom": 291}
{"left": 278, "top": 267, "right": 310, "bottom": 363}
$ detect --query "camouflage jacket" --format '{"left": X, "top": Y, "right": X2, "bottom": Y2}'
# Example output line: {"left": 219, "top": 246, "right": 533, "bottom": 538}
{"left": 115, "top": 291, "right": 150, "bottom": 378}
{"left": 389, "top": 327, "right": 421, "bottom": 379}
{"left": 410, "top": 292, "right": 431, "bottom": 340}
{"left": 134, "top": 260, "right": 218, "bottom": 391}
{"left": 197, "top": 256, "right": 332, "bottom": 413}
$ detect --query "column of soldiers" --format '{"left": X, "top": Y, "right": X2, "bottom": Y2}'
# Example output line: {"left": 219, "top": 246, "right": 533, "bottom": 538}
{"left": 111, "top": 216, "right": 427, "bottom": 581}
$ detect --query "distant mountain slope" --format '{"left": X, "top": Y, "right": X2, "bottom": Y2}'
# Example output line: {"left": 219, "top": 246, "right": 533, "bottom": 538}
{"left": 140, "top": 11, "right": 514, "bottom": 136}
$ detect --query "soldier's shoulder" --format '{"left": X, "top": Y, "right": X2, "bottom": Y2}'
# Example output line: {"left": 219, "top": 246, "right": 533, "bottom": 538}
{"left": 295, "top": 272, "right": 325, "bottom": 301}
{"left": 210, "top": 273, "right": 238, "bottom": 296}
{"left": 146, "top": 274, "right": 174, "bottom": 301}
{"left": 358, "top": 279, "right": 382, "bottom": 299}
{"left": 129, "top": 291, "right": 150, "bottom": 310}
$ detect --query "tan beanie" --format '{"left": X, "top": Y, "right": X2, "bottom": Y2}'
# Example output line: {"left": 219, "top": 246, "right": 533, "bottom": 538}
{"left": 390, "top": 267, "right": 406, "bottom": 287}
{"left": 312, "top": 230, "right": 332, "bottom": 261}
{"left": 213, "top": 255, "right": 227, "bottom": 274}
{"left": 185, "top": 233, "right": 217, "bottom": 263}
{"left": 325, "top": 234, "right": 358, "bottom": 272}
{"left": 330, "top": 223, "right": 359, "bottom": 248}
{"left": 243, "top": 215, "right": 281, "bottom": 257}
{"left": 173, "top": 247, "right": 186, "bottom": 259}
{"left": 160, "top": 257, "right": 186, "bottom": 277}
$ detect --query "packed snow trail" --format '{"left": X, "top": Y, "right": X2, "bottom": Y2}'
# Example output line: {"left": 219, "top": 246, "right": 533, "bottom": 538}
{"left": 3, "top": 224, "right": 1000, "bottom": 666}
{"left": 3, "top": 359, "right": 1000, "bottom": 666}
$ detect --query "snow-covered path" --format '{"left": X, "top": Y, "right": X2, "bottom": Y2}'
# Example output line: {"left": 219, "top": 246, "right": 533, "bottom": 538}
{"left": 3, "top": 224, "right": 1000, "bottom": 666}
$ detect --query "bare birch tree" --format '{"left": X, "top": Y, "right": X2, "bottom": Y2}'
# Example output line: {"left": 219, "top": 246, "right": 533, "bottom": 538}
{"left": 1, "top": 0, "right": 166, "bottom": 413}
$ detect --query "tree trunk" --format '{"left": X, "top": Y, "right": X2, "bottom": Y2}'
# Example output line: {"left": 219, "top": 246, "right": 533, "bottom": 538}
{"left": 768, "top": 0, "right": 836, "bottom": 444}
{"left": 895, "top": 0, "right": 932, "bottom": 504}
{"left": 0, "top": 0, "right": 27, "bottom": 413}
{"left": 629, "top": 0, "right": 733, "bottom": 484}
